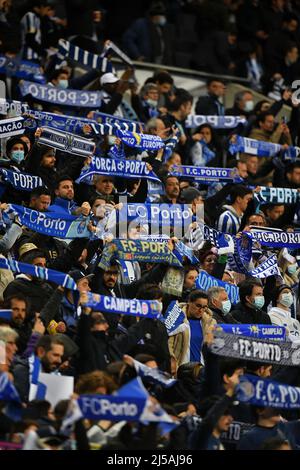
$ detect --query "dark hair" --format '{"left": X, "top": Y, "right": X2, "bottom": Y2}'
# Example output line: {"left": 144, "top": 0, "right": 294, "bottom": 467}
{"left": 30, "top": 187, "right": 52, "bottom": 200}
{"left": 257, "top": 111, "right": 274, "bottom": 125}
{"left": 169, "top": 89, "right": 193, "bottom": 112}
{"left": 184, "top": 265, "right": 199, "bottom": 276}
{"left": 50, "top": 68, "right": 68, "bottom": 82}
{"left": 153, "top": 71, "right": 174, "bottom": 86}
{"left": 2, "top": 295, "right": 29, "bottom": 312}
{"left": 20, "top": 250, "right": 46, "bottom": 264}
{"left": 54, "top": 175, "right": 73, "bottom": 190}
{"left": 34, "top": 335, "right": 65, "bottom": 355}
{"left": 239, "top": 279, "right": 263, "bottom": 305}
{"left": 286, "top": 161, "right": 300, "bottom": 173}
{"left": 229, "top": 184, "right": 252, "bottom": 204}
{"left": 6, "top": 137, "right": 29, "bottom": 157}
{"left": 188, "top": 289, "right": 208, "bottom": 303}
{"left": 219, "top": 358, "right": 246, "bottom": 379}
{"left": 206, "top": 78, "right": 226, "bottom": 87}
{"left": 272, "top": 284, "right": 292, "bottom": 306}
{"left": 136, "top": 283, "right": 163, "bottom": 300}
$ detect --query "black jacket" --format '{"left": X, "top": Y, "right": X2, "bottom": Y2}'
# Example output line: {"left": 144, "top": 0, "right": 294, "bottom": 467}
{"left": 195, "top": 94, "right": 224, "bottom": 116}
{"left": 231, "top": 303, "right": 271, "bottom": 324}
{"left": 3, "top": 276, "right": 54, "bottom": 319}
{"left": 210, "top": 307, "right": 239, "bottom": 324}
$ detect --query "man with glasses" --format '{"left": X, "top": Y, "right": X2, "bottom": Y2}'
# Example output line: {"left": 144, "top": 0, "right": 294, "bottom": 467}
{"left": 168, "top": 290, "right": 216, "bottom": 370}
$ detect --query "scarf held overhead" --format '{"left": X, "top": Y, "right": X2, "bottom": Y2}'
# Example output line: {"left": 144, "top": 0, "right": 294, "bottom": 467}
{"left": 76, "top": 156, "right": 161, "bottom": 184}
{"left": 19, "top": 81, "right": 102, "bottom": 108}
{"left": 209, "top": 330, "right": 300, "bottom": 366}
{"left": 81, "top": 292, "right": 162, "bottom": 318}
{"left": 237, "top": 374, "right": 300, "bottom": 409}
{"left": 37, "top": 127, "right": 95, "bottom": 157}
{"left": 0, "top": 256, "right": 77, "bottom": 290}
{"left": 186, "top": 115, "right": 247, "bottom": 129}
{"left": 98, "top": 239, "right": 183, "bottom": 270}
{"left": 10, "top": 204, "right": 91, "bottom": 239}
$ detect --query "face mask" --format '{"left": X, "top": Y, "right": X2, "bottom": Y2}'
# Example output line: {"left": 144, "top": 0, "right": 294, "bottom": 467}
{"left": 280, "top": 292, "right": 294, "bottom": 308}
{"left": 146, "top": 98, "right": 158, "bottom": 108}
{"left": 221, "top": 299, "right": 231, "bottom": 314}
{"left": 58, "top": 79, "right": 68, "bottom": 89}
{"left": 288, "top": 263, "right": 298, "bottom": 275}
{"left": 108, "top": 136, "right": 117, "bottom": 146}
{"left": 11, "top": 150, "right": 25, "bottom": 163}
{"left": 244, "top": 100, "right": 254, "bottom": 112}
{"left": 253, "top": 295, "right": 265, "bottom": 310}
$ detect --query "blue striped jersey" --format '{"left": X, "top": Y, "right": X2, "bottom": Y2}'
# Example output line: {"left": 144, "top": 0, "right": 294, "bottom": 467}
{"left": 217, "top": 205, "right": 242, "bottom": 235}
{"left": 21, "top": 11, "right": 41, "bottom": 61}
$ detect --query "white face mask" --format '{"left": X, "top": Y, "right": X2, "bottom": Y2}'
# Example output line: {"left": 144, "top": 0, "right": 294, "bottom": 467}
{"left": 280, "top": 292, "right": 294, "bottom": 308}
{"left": 58, "top": 79, "right": 68, "bottom": 89}
{"left": 146, "top": 98, "right": 158, "bottom": 108}
{"left": 288, "top": 263, "right": 298, "bottom": 275}
{"left": 244, "top": 100, "right": 254, "bottom": 112}
{"left": 221, "top": 299, "right": 231, "bottom": 314}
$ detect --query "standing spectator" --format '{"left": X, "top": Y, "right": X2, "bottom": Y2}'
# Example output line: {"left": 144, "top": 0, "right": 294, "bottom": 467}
{"left": 122, "top": 2, "right": 175, "bottom": 65}
{"left": 195, "top": 79, "right": 226, "bottom": 116}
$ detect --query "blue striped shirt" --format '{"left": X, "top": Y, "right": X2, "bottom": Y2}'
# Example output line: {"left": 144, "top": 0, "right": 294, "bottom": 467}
{"left": 217, "top": 206, "right": 242, "bottom": 235}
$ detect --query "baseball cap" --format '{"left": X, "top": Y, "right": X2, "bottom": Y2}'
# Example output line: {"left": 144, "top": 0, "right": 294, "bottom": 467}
{"left": 19, "top": 243, "right": 39, "bottom": 258}
{"left": 68, "top": 270, "right": 94, "bottom": 283}
{"left": 181, "top": 187, "right": 202, "bottom": 204}
{"left": 100, "top": 73, "right": 119, "bottom": 86}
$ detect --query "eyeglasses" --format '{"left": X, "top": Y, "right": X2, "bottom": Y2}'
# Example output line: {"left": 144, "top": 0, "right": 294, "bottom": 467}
{"left": 193, "top": 303, "right": 208, "bottom": 309}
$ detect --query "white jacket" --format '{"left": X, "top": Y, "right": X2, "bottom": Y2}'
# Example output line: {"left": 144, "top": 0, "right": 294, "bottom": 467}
{"left": 268, "top": 306, "right": 300, "bottom": 343}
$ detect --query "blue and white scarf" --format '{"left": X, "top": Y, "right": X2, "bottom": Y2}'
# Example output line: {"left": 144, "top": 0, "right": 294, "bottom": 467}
{"left": 37, "top": 127, "right": 95, "bottom": 157}
{"left": 174, "top": 240, "right": 199, "bottom": 264}
{"left": 253, "top": 186, "right": 300, "bottom": 205}
{"left": 0, "top": 116, "right": 35, "bottom": 138}
{"left": 216, "top": 324, "right": 286, "bottom": 341}
{"left": 196, "top": 270, "right": 240, "bottom": 304}
{"left": 160, "top": 301, "right": 186, "bottom": 335}
{"left": 248, "top": 254, "right": 281, "bottom": 278}
{"left": 209, "top": 330, "right": 300, "bottom": 366}
{"left": 0, "top": 255, "right": 77, "bottom": 290}
{"left": 124, "top": 203, "right": 193, "bottom": 227}
{"left": 93, "top": 111, "right": 143, "bottom": 131}
{"left": 19, "top": 81, "right": 102, "bottom": 108}
{"left": 162, "top": 134, "right": 179, "bottom": 162}
{"left": 81, "top": 292, "right": 161, "bottom": 318}
{"left": 237, "top": 374, "right": 300, "bottom": 409}
{"left": 0, "top": 168, "right": 43, "bottom": 192}
{"left": 169, "top": 165, "right": 243, "bottom": 183}
{"left": 0, "top": 373, "right": 21, "bottom": 403}
{"left": 77, "top": 378, "right": 176, "bottom": 427}
{"left": 229, "top": 135, "right": 282, "bottom": 157}
{"left": 10, "top": 204, "right": 91, "bottom": 239}
{"left": 98, "top": 239, "right": 183, "bottom": 270}
{"left": 76, "top": 156, "right": 161, "bottom": 184}
{"left": 0, "top": 55, "right": 45, "bottom": 83}
{"left": 0, "top": 99, "right": 29, "bottom": 116}
{"left": 186, "top": 115, "right": 246, "bottom": 129}
{"left": 132, "top": 358, "right": 177, "bottom": 388}
{"left": 245, "top": 229, "right": 300, "bottom": 249}
{"left": 102, "top": 40, "right": 134, "bottom": 68}
{"left": 116, "top": 129, "right": 165, "bottom": 151}
{"left": 55, "top": 39, "right": 112, "bottom": 73}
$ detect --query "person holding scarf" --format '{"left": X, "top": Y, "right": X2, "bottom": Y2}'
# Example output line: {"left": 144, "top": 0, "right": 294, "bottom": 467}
{"left": 168, "top": 290, "right": 216, "bottom": 370}
{"left": 0, "top": 137, "right": 30, "bottom": 204}
{"left": 268, "top": 284, "right": 300, "bottom": 342}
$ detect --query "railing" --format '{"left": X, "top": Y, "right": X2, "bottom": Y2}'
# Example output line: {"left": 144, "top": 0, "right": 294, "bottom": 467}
{"left": 111, "top": 58, "right": 252, "bottom": 86}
